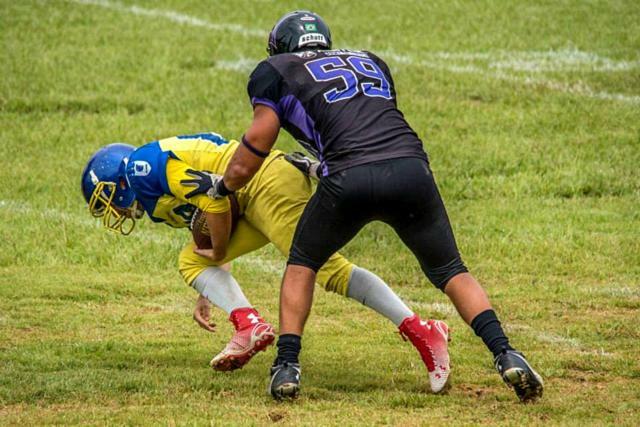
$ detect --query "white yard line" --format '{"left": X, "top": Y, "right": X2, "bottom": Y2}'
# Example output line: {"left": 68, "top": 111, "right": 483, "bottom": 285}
{"left": 421, "top": 49, "right": 640, "bottom": 72}
{"left": 506, "top": 324, "right": 614, "bottom": 357}
{"left": 394, "top": 296, "right": 613, "bottom": 356}
{"left": 214, "top": 58, "right": 259, "bottom": 73}
{"left": 70, "top": 0, "right": 267, "bottom": 38}
{"left": 216, "top": 53, "right": 640, "bottom": 104}
{"left": 0, "top": 199, "right": 282, "bottom": 273}
{"left": 0, "top": 197, "right": 622, "bottom": 358}
{"left": 403, "top": 300, "right": 458, "bottom": 316}
{"left": 384, "top": 52, "right": 640, "bottom": 105}
{"left": 1, "top": 198, "right": 171, "bottom": 245}
{"left": 70, "top": 0, "right": 639, "bottom": 105}
{"left": 581, "top": 285, "right": 640, "bottom": 298}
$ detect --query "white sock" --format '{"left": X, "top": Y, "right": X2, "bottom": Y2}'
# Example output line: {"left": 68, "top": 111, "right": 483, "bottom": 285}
{"left": 191, "top": 267, "right": 252, "bottom": 314}
{"left": 347, "top": 266, "right": 414, "bottom": 326}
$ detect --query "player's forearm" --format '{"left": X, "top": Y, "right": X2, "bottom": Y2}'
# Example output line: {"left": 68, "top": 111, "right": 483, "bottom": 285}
{"left": 205, "top": 211, "right": 231, "bottom": 262}
{"left": 222, "top": 152, "right": 264, "bottom": 191}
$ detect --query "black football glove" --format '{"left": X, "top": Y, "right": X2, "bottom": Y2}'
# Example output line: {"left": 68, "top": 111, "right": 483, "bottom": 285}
{"left": 284, "top": 152, "right": 320, "bottom": 180}
{"left": 181, "top": 169, "right": 228, "bottom": 199}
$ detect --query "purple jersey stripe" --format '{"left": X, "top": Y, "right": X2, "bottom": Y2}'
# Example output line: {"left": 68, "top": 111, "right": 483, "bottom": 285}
{"left": 278, "top": 94, "right": 328, "bottom": 175}
{"left": 251, "top": 97, "right": 282, "bottom": 120}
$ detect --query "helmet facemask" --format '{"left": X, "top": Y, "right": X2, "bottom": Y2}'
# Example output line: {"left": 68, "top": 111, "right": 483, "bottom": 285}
{"left": 88, "top": 180, "right": 140, "bottom": 235}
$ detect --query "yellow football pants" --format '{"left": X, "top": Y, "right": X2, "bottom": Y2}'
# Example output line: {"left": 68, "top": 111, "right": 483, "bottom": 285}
{"left": 178, "top": 155, "right": 353, "bottom": 295}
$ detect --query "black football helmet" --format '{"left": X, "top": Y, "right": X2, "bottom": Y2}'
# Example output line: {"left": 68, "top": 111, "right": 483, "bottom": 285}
{"left": 267, "top": 10, "right": 332, "bottom": 56}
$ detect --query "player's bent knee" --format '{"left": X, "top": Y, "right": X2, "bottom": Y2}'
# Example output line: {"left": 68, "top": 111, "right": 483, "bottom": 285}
{"left": 316, "top": 258, "right": 354, "bottom": 297}
{"left": 316, "top": 257, "right": 353, "bottom": 296}
{"left": 287, "top": 251, "right": 325, "bottom": 275}
{"left": 425, "top": 257, "right": 469, "bottom": 291}
{"left": 178, "top": 243, "right": 216, "bottom": 286}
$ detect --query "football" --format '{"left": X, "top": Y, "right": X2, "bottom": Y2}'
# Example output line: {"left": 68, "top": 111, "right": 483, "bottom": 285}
{"left": 191, "top": 194, "right": 240, "bottom": 249}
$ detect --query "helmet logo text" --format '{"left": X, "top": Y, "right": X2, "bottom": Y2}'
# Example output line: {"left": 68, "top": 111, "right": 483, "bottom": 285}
{"left": 298, "top": 33, "right": 327, "bottom": 48}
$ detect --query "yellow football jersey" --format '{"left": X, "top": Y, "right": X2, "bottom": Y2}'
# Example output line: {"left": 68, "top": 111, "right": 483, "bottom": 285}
{"left": 125, "top": 132, "right": 258, "bottom": 228}
{"left": 124, "top": 132, "right": 354, "bottom": 295}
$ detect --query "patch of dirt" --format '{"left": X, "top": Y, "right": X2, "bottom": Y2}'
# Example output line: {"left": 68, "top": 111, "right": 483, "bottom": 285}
{"left": 268, "top": 410, "right": 286, "bottom": 423}
{"left": 458, "top": 384, "right": 494, "bottom": 398}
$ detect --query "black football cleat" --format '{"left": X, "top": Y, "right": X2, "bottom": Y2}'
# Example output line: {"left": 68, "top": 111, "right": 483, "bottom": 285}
{"left": 495, "top": 349, "right": 544, "bottom": 403}
{"left": 269, "top": 362, "right": 301, "bottom": 400}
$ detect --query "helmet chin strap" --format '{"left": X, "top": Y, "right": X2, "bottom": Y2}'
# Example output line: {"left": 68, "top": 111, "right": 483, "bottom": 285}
{"left": 130, "top": 200, "right": 145, "bottom": 220}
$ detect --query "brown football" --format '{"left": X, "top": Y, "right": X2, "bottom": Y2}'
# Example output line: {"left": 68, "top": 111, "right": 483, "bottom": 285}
{"left": 191, "top": 194, "right": 240, "bottom": 249}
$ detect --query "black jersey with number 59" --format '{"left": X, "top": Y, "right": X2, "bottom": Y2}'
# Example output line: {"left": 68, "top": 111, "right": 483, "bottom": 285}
{"left": 247, "top": 49, "right": 427, "bottom": 177}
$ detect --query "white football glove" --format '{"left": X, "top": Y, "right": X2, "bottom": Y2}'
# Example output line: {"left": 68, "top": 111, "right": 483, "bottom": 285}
{"left": 284, "top": 152, "right": 320, "bottom": 180}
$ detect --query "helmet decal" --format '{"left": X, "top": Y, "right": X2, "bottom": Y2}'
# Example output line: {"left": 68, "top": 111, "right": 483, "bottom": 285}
{"left": 267, "top": 10, "right": 332, "bottom": 56}
{"left": 89, "top": 169, "right": 100, "bottom": 185}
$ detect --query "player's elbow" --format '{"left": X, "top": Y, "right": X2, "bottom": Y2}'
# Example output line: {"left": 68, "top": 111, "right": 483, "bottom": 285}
{"left": 209, "top": 247, "right": 227, "bottom": 263}
{"left": 228, "top": 162, "right": 257, "bottom": 180}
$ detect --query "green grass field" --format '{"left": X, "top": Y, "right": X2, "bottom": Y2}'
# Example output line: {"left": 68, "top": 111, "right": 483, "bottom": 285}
{"left": 1, "top": 0, "right": 639, "bottom": 425}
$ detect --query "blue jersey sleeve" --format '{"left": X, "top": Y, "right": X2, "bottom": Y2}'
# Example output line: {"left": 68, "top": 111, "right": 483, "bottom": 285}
{"left": 125, "top": 142, "right": 174, "bottom": 220}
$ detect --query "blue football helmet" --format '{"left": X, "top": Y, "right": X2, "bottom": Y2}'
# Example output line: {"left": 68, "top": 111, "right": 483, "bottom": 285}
{"left": 81, "top": 143, "right": 142, "bottom": 235}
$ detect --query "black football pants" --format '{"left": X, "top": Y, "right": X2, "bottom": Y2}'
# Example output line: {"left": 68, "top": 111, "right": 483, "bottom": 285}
{"left": 288, "top": 157, "right": 467, "bottom": 290}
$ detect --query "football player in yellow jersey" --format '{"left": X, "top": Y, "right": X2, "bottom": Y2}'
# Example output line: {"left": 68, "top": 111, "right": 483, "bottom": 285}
{"left": 81, "top": 132, "right": 443, "bottom": 374}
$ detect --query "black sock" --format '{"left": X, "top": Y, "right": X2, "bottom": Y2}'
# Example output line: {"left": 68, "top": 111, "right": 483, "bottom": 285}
{"left": 276, "top": 334, "right": 301, "bottom": 365}
{"left": 470, "top": 309, "right": 514, "bottom": 357}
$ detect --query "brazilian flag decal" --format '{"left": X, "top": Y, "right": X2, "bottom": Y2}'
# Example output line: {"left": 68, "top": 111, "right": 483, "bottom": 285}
{"left": 304, "top": 23, "right": 317, "bottom": 32}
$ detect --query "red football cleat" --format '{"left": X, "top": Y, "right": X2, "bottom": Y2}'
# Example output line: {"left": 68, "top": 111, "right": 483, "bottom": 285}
{"left": 399, "top": 315, "right": 451, "bottom": 393}
{"left": 210, "top": 307, "right": 275, "bottom": 372}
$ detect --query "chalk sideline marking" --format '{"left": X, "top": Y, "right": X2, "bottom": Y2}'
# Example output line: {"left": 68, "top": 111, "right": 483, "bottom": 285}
{"left": 69, "top": 0, "right": 640, "bottom": 105}
{"left": 71, "top": 0, "right": 267, "bottom": 38}
{"left": 383, "top": 52, "right": 640, "bottom": 105}
{"left": 506, "top": 324, "right": 614, "bottom": 357}
{"left": 403, "top": 297, "right": 612, "bottom": 356}
{"left": 0, "top": 199, "right": 619, "bottom": 358}
{"left": 0, "top": 199, "right": 282, "bottom": 273}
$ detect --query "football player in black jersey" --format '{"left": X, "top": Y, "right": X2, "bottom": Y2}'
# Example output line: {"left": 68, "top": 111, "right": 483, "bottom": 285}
{"left": 187, "top": 10, "right": 543, "bottom": 402}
